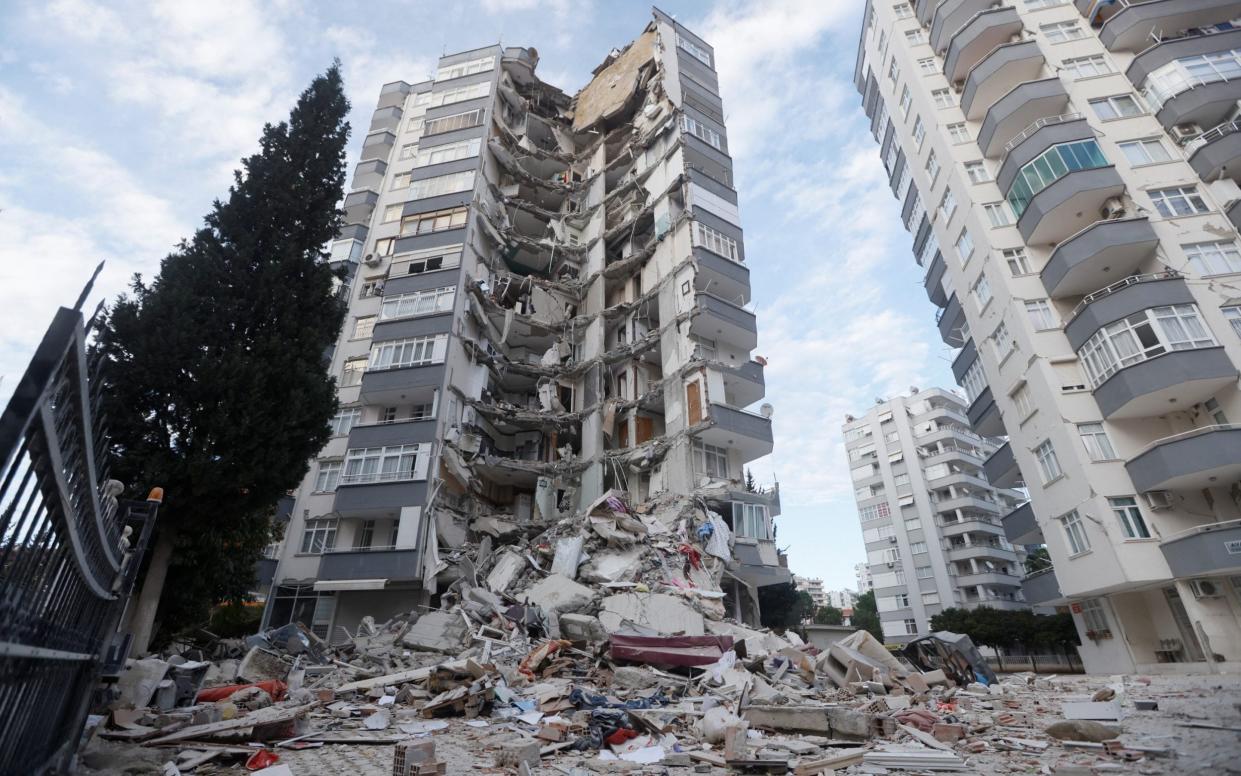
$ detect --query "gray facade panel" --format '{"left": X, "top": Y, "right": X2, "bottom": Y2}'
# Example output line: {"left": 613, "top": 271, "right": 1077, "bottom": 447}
{"left": 937, "top": 293, "right": 964, "bottom": 346}
{"left": 1159, "top": 521, "right": 1241, "bottom": 577}
{"left": 1015, "top": 166, "right": 1125, "bottom": 243}
{"left": 352, "top": 159, "right": 388, "bottom": 192}
{"left": 1065, "top": 276, "right": 1194, "bottom": 350}
{"left": 371, "top": 312, "right": 454, "bottom": 342}
{"left": 951, "top": 339, "right": 977, "bottom": 383}
{"left": 393, "top": 225, "right": 469, "bottom": 255}
{"left": 925, "top": 251, "right": 947, "bottom": 306}
{"left": 418, "top": 125, "right": 487, "bottom": 149}
{"left": 1104, "top": 1, "right": 1241, "bottom": 51}
{"left": 684, "top": 133, "right": 733, "bottom": 174}
{"left": 997, "top": 118, "right": 1095, "bottom": 193}
{"left": 695, "top": 248, "right": 750, "bottom": 288}
{"left": 682, "top": 81, "right": 725, "bottom": 123}
{"left": 384, "top": 266, "right": 466, "bottom": 296}
{"left": 687, "top": 168, "right": 737, "bottom": 204}
{"left": 943, "top": 6, "right": 1021, "bottom": 80}
{"left": 1189, "top": 124, "right": 1241, "bottom": 181}
{"left": 424, "top": 96, "right": 492, "bottom": 123}
{"left": 361, "top": 131, "right": 396, "bottom": 162}
{"left": 332, "top": 480, "right": 430, "bottom": 515}
{"left": 317, "top": 549, "right": 421, "bottom": 581}
{"left": 678, "top": 52, "right": 720, "bottom": 94}
{"left": 983, "top": 442, "right": 1018, "bottom": 488}
{"left": 399, "top": 191, "right": 474, "bottom": 219}
{"left": 1155, "top": 77, "right": 1241, "bottom": 131}
{"left": 370, "top": 106, "right": 403, "bottom": 133}
{"left": 1230, "top": 198, "right": 1241, "bottom": 233}
{"left": 1021, "top": 567, "right": 1061, "bottom": 605}
{"left": 1105, "top": 352, "right": 1241, "bottom": 422}
{"left": 408, "top": 156, "right": 480, "bottom": 182}
{"left": 338, "top": 224, "right": 369, "bottom": 244}
{"left": 430, "top": 69, "right": 494, "bottom": 93}
{"left": 709, "top": 404, "right": 774, "bottom": 445}
{"left": 347, "top": 419, "right": 439, "bottom": 448}
{"left": 960, "top": 40, "right": 1043, "bottom": 118}
{"left": 1002, "top": 502, "right": 1040, "bottom": 546}
{"left": 359, "top": 364, "right": 448, "bottom": 399}
{"left": 978, "top": 78, "right": 1068, "bottom": 156}
{"left": 692, "top": 208, "right": 745, "bottom": 246}
{"left": 256, "top": 558, "right": 277, "bottom": 587}
{"left": 697, "top": 293, "right": 756, "bottom": 334}
{"left": 1126, "top": 426, "right": 1241, "bottom": 493}
{"left": 1040, "top": 217, "right": 1158, "bottom": 298}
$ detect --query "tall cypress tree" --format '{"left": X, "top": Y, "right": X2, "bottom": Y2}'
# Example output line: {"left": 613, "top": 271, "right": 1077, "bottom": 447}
{"left": 99, "top": 64, "right": 351, "bottom": 649}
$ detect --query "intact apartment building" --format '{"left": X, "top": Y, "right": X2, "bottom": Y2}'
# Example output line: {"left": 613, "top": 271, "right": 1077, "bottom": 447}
{"left": 856, "top": 0, "right": 1241, "bottom": 672}
{"left": 261, "top": 9, "right": 787, "bottom": 640}
{"left": 844, "top": 389, "right": 1027, "bottom": 643}
{"left": 795, "top": 575, "right": 828, "bottom": 608}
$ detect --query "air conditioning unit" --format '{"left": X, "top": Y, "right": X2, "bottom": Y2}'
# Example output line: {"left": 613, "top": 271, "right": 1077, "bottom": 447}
{"left": 1190, "top": 578, "right": 1222, "bottom": 599}
{"left": 1100, "top": 197, "right": 1126, "bottom": 220}
{"left": 363, "top": 253, "right": 382, "bottom": 267}
{"left": 887, "top": 562, "right": 896, "bottom": 568}
{"left": 1171, "top": 123, "right": 1203, "bottom": 143}
{"left": 889, "top": 536, "right": 899, "bottom": 543}
{"left": 1143, "top": 490, "right": 1174, "bottom": 510}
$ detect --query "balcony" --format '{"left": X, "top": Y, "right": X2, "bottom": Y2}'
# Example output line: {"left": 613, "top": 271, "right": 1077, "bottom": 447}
{"left": 691, "top": 293, "right": 757, "bottom": 352}
{"left": 1091, "top": 1, "right": 1241, "bottom": 52}
{"left": 998, "top": 115, "right": 1096, "bottom": 197}
{"left": 1126, "top": 425, "right": 1241, "bottom": 492}
{"left": 983, "top": 442, "right": 1022, "bottom": 489}
{"left": 1040, "top": 217, "right": 1159, "bottom": 299}
{"left": 967, "top": 385, "right": 1005, "bottom": 438}
{"left": 317, "top": 548, "right": 421, "bottom": 582}
{"left": 1127, "top": 28, "right": 1241, "bottom": 131}
{"left": 937, "top": 293, "right": 967, "bottom": 347}
{"left": 931, "top": 0, "right": 1006, "bottom": 55}
{"left": 370, "top": 106, "right": 403, "bottom": 134}
{"left": 943, "top": 6, "right": 1024, "bottom": 85}
{"left": 696, "top": 402, "right": 773, "bottom": 462}
{"left": 1014, "top": 166, "right": 1125, "bottom": 244}
{"left": 351, "top": 160, "right": 387, "bottom": 193}
{"left": 717, "top": 360, "right": 766, "bottom": 409}
{"left": 1021, "top": 567, "right": 1063, "bottom": 606}
{"left": 334, "top": 479, "right": 429, "bottom": 518}
{"left": 924, "top": 251, "right": 948, "bottom": 308}
{"left": 1065, "top": 274, "right": 1238, "bottom": 419}
{"left": 1002, "top": 501, "right": 1041, "bottom": 545}
{"left": 694, "top": 248, "right": 751, "bottom": 306}
{"left": 359, "top": 364, "right": 446, "bottom": 407}
{"left": 936, "top": 494, "right": 1002, "bottom": 515}
{"left": 360, "top": 130, "right": 396, "bottom": 162}
{"left": 1231, "top": 198, "right": 1241, "bottom": 232}
{"left": 1187, "top": 120, "right": 1241, "bottom": 184}
{"left": 979, "top": 78, "right": 1069, "bottom": 158}
{"left": 941, "top": 518, "right": 1005, "bottom": 538}
{"left": 347, "top": 418, "right": 437, "bottom": 448}
{"left": 955, "top": 571, "right": 1022, "bottom": 588}
{"left": 1158, "top": 518, "right": 1241, "bottom": 577}
{"left": 947, "top": 544, "right": 1019, "bottom": 564}
{"left": 951, "top": 339, "right": 977, "bottom": 384}
{"left": 915, "top": 0, "right": 939, "bottom": 25}
{"left": 343, "top": 189, "right": 379, "bottom": 227}
{"left": 961, "top": 41, "right": 1045, "bottom": 121}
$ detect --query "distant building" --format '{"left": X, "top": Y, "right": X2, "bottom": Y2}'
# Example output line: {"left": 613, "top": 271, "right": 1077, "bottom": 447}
{"left": 826, "top": 588, "right": 858, "bottom": 611}
{"left": 854, "top": 562, "right": 873, "bottom": 594}
{"left": 794, "top": 576, "right": 827, "bottom": 609}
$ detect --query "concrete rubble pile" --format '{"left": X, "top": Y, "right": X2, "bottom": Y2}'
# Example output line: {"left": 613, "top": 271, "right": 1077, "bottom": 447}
{"left": 79, "top": 492, "right": 1241, "bottom": 775}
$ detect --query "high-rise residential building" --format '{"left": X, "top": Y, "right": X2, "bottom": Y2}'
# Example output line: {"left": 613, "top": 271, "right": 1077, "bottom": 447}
{"left": 261, "top": 9, "right": 785, "bottom": 640}
{"left": 856, "top": 0, "right": 1241, "bottom": 671}
{"left": 843, "top": 389, "right": 1027, "bottom": 643}
{"left": 795, "top": 575, "right": 828, "bottom": 608}
{"left": 855, "top": 562, "right": 874, "bottom": 594}
{"left": 826, "top": 588, "right": 860, "bottom": 612}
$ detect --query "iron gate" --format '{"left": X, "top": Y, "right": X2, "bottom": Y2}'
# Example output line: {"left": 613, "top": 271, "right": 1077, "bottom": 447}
{"left": 0, "top": 266, "right": 158, "bottom": 775}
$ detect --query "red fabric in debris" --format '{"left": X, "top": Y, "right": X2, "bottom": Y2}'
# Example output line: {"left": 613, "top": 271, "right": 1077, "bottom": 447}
{"left": 605, "top": 728, "right": 639, "bottom": 746}
{"left": 677, "top": 544, "right": 702, "bottom": 570}
{"left": 244, "top": 750, "right": 279, "bottom": 770}
{"left": 609, "top": 635, "right": 734, "bottom": 668}
{"left": 196, "top": 679, "right": 288, "bottom": 703}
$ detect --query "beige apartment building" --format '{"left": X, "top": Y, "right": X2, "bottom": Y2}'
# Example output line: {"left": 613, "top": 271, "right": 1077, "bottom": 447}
{"left": 856, "top": 0, "right": 1241, "bottom": 672}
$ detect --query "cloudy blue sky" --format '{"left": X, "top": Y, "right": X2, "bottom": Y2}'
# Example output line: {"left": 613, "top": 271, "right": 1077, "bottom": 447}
{"left": 0, "top": 0, "right": 956, "bottom": 592}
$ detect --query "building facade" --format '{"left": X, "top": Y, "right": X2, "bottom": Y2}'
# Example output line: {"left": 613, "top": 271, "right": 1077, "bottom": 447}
{"left": 843, "top": 389, "right": 1027, "bottom": 643}
{"left": 856, "top": 561, "right": 874, "bottom": 594}
{"left": 262, "top": 9, "right": 786, "bottom": 640}
{"left": 826, "top": 587, "right": 860, "bottom": 611}
{"left": 795, "top": 575, "right": 828, "bottom": 608}
{"left": 856, "top": 0, "right": 1241, "bottom": 672}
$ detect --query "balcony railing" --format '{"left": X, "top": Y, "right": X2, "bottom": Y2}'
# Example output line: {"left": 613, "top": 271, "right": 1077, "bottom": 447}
{"left": 339, "top": 470, "right": 419, "bottom": 486}
{"left": 1002, "top": 112, "right": 1083, "bottom": 155}
{"left": 1070, "top": 269, "right": 1182, "bottom": 319}
{"left": 1184, "top": 119, "right": 1241, "bottom": 153}
{"left": 1129, "top": 423, "right": 1241, "bottom": 460}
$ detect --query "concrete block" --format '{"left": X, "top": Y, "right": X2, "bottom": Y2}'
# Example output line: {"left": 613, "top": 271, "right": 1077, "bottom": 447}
{"left": 598, "top": 592, "right": 704, "bottom": 636}
{"left": 559, "top": 613, "right": 607, "bottom": 643}
{"left": 742, "top": 705, "right": 874, "bottom": 741}
{"left": 579, "top": 546, "right": 644, "bottom": 583}
{"left": 494, "top": 739, "right": 540, "bottom": 768}
{"left": 486, "top": 550, "right": 525, "bottom": 594}
{"left": 237, "top": 648, "right": 288, "bottom": 683}
{"left": 932, "top": 723, "right": 965, "bottom": 743}
{"left": 522, "top": 574, "right": 595, "bottom": 614}
{"left": 400, "top": 611, "right": 469, "bottom": 653}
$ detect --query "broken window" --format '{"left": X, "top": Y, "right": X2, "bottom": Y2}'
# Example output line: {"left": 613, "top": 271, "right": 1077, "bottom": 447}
{"left": 431, "top": 81, "right": 491, "bottom": 107}
{"left": 693, "top": 441, "right": 729, "bottom": 479}
{"left": 300, "top": 518, "right": 338, "bottom": 553}
{"left": 341, "top": 357, "right": 369, "bottom": 387}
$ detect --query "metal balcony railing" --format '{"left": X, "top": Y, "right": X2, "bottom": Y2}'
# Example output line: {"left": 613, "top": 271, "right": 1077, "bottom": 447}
{"left": 1070, "top": 269, "right": 1181, "bottom": 318}
{"left": 1183, "top": 119, "right": 1241, "bottom": 154}
{"left": 1002, "top": 113, "right": 1083, "bottom": 156}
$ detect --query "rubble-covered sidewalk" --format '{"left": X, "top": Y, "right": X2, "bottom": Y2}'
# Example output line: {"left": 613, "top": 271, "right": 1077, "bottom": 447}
{"left": 78, "top": 488, "right": 1241, "bottom": 774}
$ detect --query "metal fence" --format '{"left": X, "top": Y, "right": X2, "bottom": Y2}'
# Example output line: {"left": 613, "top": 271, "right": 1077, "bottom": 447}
{"left": 985, "top": 653, "right": 1085, "bottom": 674}
{"left": 0, "top": 267, "right": 159, "bottom": 775}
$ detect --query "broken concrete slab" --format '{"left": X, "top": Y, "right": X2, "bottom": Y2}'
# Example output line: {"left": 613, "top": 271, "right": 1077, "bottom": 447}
{"left": 598, "top": 592, "right": 704, "bottom": 636}
{"left": 579, "top": 546, "right": 644, "bottom": 584}
{"left": 742, "top": 705, "right": 874, "bottom": 740}
{"left": 1044, "top": 720, "right": 1122, "bottom": 742}
{"left": 400, "top": 611, "right": 470, "bottom": 653}
{"left": 485, "top": 549, "right": 526, "bottom": 594}
{"left": 521, "top": 573, "right": 595, "bottom": 614}
{"left": 559, "top": 613, "right": 607, "bottom": 643}
{"left": 237, "top": 648, "right": 289, "bottom": 684}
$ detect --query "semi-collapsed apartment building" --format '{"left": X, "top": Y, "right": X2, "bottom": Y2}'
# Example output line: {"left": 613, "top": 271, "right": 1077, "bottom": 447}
{"left": 855, "top": 0, "right": 1241, "bottom": 672}
{"left": 844, "top": 389, "right": 1028, "bottom": 643}
{"left": 260, "top": 8, "right": 787, "bottom": 640}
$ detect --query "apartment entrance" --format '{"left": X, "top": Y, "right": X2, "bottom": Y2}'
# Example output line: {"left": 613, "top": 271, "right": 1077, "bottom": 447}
{"left": 1162, "top": 587, "right": 1206, "bottom": 662}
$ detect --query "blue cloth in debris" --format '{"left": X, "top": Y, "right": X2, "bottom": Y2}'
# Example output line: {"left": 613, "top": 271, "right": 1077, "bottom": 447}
{"left": 696, "top": 521, "right": 714, "bottom": 540}
{"left": 569, "top": 687, "right": 669, "bottom": 710}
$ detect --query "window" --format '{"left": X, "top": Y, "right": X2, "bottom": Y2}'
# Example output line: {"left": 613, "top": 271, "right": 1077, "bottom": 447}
{"left": 1109, "top": 497, "right": 1151, "bottom": 539}
{"left": 1185, "top": 241, "right": 1241, "bottom": 275}
{"left": 391, "top": 172, "right": 412, "bottom": 191}
{"left": 374, "top": 238, "right": 395, "bottom": 257}
{"left": 341, "top": 357, "right": 368, "bottom": 387}
{"left": 1006, "top": 140, "right": 1109, "bottom": 217}
{"left": 893, "top": 472, "right": 911, "bottom": 488}
{"left": 859, "top": 502, "right": 892, "bottom": 522}
{"left": 1012, "top": 384, "right": 1034, "bottom": 418}
{"left": 1041, "top": 20, "right": 1087, "bottom": 43}
{"left": 413, "top": 91, "right": 432, "bottom": 106}
{"left": 917, "top": 57, "right": 938, "bottom": 75}
{"left": 1077, "top": 422, "right": 1116, "bottom": 461}
{"left": 1089, "top": 94, "right": 1144, "bottom": 120}
{"left": 904, "top": 517, "right": 921, "bottom": 531}
{"left": 955, "top": 228, "right": 974, "bottom": 262}
{"left": 1062, "top": 54, "right": 1114, "bottom": 79}
{"left": 925, "top": 151, "right": 941, "bottom": 184}
{"left": 912, "top": 117, "right": 926, "bottom": 149}
{"left": 732, "top": 503, "right": 771, "bottom": 540}
{"left": 383, "top": 204, "right": 403, "bottom": 223}
{"left": 922, "top": 591, "right": 940, "bottom": 605}
{"left": 693, "top": 222, "right": 740, "bottom": 261}
{"left": 343, "top": 444, "right": 428, "bottom": 484}
{"left": 961, "top": 360, "right": 987, "bottom": 403}
{"left": 394, "top": 251, "right": 458, "bottom": 276}
{"left": 910, "top": 541, "right": 928, "bottom": 554}
{"left": 887, "top": 57, "right": 900, "bottom": 84}
{"left": 1078, "top": 305, "right": 1216, "bottom": 386}
{"left": 408, "top": 170, "right": 475, "bottom": 200}
{"left": 932, "top": 88, "right": 954, "bottom": 108}
{"left": 431, "top": 80, "right": 491, "bottom": 107}
{"left": 413, "top": 137, "right": 481, "bottom": 167}
{"left": 1026, "top": 0, "right": 1068, "bottom": 8}
{"left": 1025, "top": 299, "right": 1056, "bottom": 330}
{"left": 380, "top": 288, "right": 455, "bottom": 320}
{"left": 399, "top": 206, "right": 469, "bottom": 237}
{"left": 1223, "top": 306, "right": 1241, "bottom": 338}
{"left": 1078, "top": 598, "right": 1110, "bottom": 635}
{"left": 916, "top": 565, "right": 934, "bottom": 579}
{"left": 964, "top": 160, "right": 992, "bottom": 184}
{"left": 1118, "top": 138, "right": 1172, "bottom": 166}
{"left": 405, "top": 117, "right": 424, "bottom": 135}
{"left": 893, "top": 2, "right": 913, "bottom": 19}
{"left": 1149, "top": 186, "right": 1209, "bottom": 217}
{"left": 1035, "top": 440, "right": 1062, "bottom": 483}
{"left": 1141, "top": 49, "right": 1241, "bottom": 110}
{"left": 423, "top": 108, "right": 484, "bottom": 136}
{"left": 682, "top": 114, "right": 724, "bottom": 149}
{"left": 369, "top": 335, "right": 443, "bottom": 370}
{"left": 694, "top": 441, "right": 730, "bottom": 478}
{"left": 864, "top": 523, "right": 895, "bottom": 542}
{"left": 1061, "top": 509, "right": 1090, "bottom": 554}
{"left": 939, "top": 189, "right": 957, "bottom": 222}
{"left": 904, "top": 618, "right": 919, "bottom": 635}
{"left": 1003, "top": 247, "right": 1032, "bottom": 275}
{"left": 330, "top": 407, "right": 361, "bottom": 436}
{"left": 947, "top": 122, "right": 969, "bottom": 143}
{"left": 1205, "top": 397, "right": 1229, "bottom": 425}
{"left": 300, "top": 518, "right": 337, "bottom": 554}
{"left": 970, "top": 271, "right": 992, "bottom": 308}
{"left": 436, "top": 55, "right": 495, "bottom": 80}
{"left": 314, "top": 461, "right": 342, "bottom": 492}
{"left": 898, "top": 85, "right": 912, "bottom": 117}
{"left": 352, "top": 316, "right": 376, "bottom": 340}
{"left": 851, "top": 463, "right": 878, "bottom": 481}
{"left": 677, "top": 33, "right": 712, "bottom": 66}
{"left": 983, "top": 201, "right": 1013, "bottom": 227}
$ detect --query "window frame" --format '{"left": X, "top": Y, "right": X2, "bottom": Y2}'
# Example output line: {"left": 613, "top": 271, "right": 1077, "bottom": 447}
{"left": 1108, "top": 496, "right": 1152, "bottom": 539}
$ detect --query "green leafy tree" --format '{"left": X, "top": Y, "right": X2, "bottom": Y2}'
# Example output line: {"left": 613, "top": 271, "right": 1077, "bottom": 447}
{"left": 100, "top": 63, "right": 351, "bottom": 650}
{"left": 931, "top": 606, "right": 1081, "bottom": 657}
{"left": 759, "top": 584, "right": 814, "bottom": 630}
{"left": 851, "top": 590, "right": 883, "bottom": 641}
{"left": 814, "top": 605, "right": 844, "bottom": 625}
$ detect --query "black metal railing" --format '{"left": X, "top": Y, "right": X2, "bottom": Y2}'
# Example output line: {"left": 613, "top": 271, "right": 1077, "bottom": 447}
{"left": 0, "top": 265, "right": 159, "bottom": 775}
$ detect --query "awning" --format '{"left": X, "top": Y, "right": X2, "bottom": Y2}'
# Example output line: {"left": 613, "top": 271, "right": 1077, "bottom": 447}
{"left": 313, "top": 579, "right": 387, "bottom": 592}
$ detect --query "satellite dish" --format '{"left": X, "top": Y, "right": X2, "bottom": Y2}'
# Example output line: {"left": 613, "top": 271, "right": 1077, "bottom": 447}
{"left": 760, "top": 403, "right": 773, "bottom": 418}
